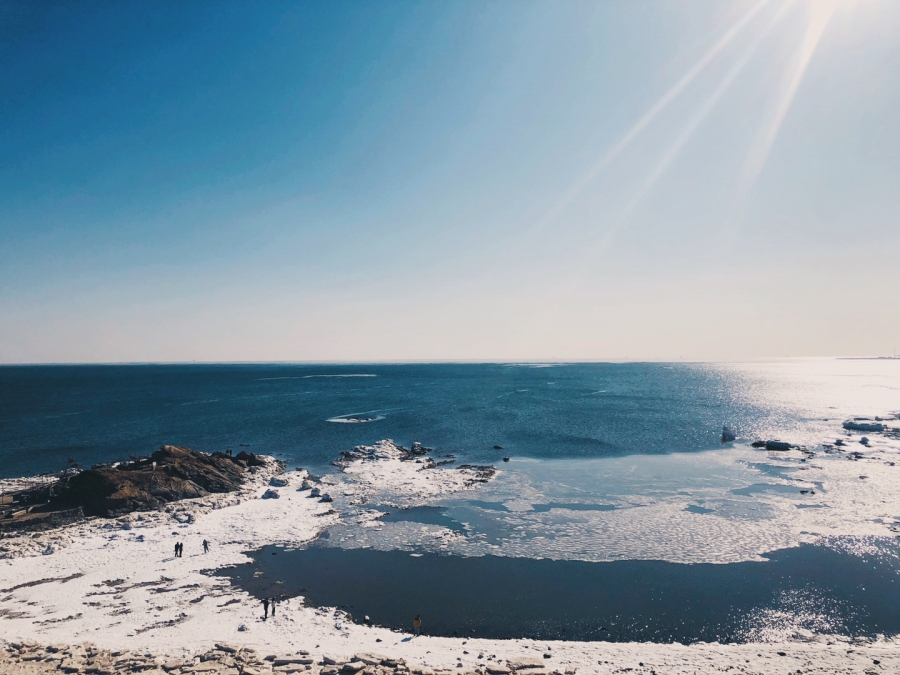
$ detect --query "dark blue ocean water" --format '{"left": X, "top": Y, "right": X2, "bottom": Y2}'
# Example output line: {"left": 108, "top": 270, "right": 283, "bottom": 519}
{"left": 0, "top": 362, "right": 789, "bottom": 479}
{"left": 4, "top": 361, "right": 899, "bottom": 643}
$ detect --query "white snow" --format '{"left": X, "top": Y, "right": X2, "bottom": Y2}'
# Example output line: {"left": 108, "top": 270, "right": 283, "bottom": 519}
{"left": 1, "top": 441, "right": 899, "bottom": 673}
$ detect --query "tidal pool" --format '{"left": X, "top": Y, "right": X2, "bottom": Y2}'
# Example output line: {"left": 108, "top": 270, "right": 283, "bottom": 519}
{"left": 212, "top": 536, "right": 900, "bottom": 643}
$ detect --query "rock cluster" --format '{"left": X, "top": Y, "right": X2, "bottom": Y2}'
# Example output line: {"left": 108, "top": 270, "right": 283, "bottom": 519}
{"left": 0, "top": 644, "right": 568, "bottom": 675}
{"left": 330, "top": 441, "right": 496, "bottom": 488}
{"left": 54, "top": 447, "right": 269, "bottom": 517}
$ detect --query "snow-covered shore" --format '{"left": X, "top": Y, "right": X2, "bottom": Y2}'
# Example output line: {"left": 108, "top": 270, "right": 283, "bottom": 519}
{"left": 2, "top": 440, "right": 899, "bottom": 674}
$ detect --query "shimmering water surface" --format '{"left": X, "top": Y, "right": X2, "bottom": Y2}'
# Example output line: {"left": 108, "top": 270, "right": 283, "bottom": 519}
{"left": 4, "top": 360, "right": 900, "bottom": 642}
{"left": 2, "top": 360, "right": 897, "bottom": 478}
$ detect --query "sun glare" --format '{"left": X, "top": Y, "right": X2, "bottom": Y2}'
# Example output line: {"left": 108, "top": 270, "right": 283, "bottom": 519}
{"left": 736, "top": 0, "right": 841, "bottom": 201}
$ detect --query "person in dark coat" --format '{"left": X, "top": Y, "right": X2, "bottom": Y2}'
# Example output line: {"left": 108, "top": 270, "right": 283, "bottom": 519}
{"left": 174, "top": 542, "right": 179, "bottom": 558}
{"left": 263, "top": 597, "right": 269, "bottom": 619}
{"left": 202, "top": 539, "right": 209, "bottom": 553}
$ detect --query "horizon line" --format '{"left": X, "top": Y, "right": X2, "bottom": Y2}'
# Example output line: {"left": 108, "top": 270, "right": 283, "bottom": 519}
{"left": 1, "top": 356, "right": 897, "bottom": 367}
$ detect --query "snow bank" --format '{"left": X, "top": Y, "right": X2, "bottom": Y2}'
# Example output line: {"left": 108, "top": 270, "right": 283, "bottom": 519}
{"left": 1, "top": 441, "right": 899, "bottom": 673}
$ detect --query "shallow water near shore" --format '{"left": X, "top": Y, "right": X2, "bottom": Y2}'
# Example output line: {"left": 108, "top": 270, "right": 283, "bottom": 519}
{"left": 214, "top": 536, "right": 900, "bottom": 643}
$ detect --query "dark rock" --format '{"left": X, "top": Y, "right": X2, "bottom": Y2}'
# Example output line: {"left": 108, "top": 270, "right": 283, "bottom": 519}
{"left": 751, "top": 441, "right": 766, "bottom": 448}
{"left": 843, "top": 421, "right": 884, "bottom": 432}
{"left": 457, "top": 465, "right": 497, "bottom": 484}
{"left": 54, "top": 446, "right": 259, "bottom": 516}
{"left": 493, "top": 445, "right": 503, "bottom": 450}
{"left": 503, "top": 457, "right": 510, "bottom": 462}
{"left": 765, "top": 441, "right": 792, "bottom": 451}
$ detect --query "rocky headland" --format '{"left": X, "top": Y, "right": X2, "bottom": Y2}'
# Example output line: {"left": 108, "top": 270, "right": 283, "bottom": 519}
{"left": 1, "top": 446, "right": 272, "bottom": 533}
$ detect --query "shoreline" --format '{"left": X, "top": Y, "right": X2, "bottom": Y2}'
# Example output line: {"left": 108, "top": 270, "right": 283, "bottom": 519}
{"left": 2, "top": 440, "right": 900, "bottom": 673}
{"left": 3, "top": 635, "right": 898, "bottom": 675}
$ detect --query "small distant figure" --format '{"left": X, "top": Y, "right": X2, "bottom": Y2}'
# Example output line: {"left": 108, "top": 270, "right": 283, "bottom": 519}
{"left": 413, "top": 614, "right": 421, "bottom": 636}
{"left": 174, "top": 542, "right": 179, "bottom": 558}
{"left": 177, "top": 542, "right": 183, "bottom": 557}
{"left": 263, "top": 597, "right": 269, "bottom": 619}
{"left": 202, "top": 539, "right": 209, "bottom": 554}
{"left": 271, "top": 597, "right": 276, "bottom": 616}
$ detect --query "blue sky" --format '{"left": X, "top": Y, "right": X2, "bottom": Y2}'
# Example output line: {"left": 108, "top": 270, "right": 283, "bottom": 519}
{"left": 1, "top": 0, "right": 898, "bottom": 362}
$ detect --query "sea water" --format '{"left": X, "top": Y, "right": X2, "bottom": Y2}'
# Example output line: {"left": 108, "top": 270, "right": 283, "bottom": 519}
{"left": 4, "top": 359, "right": 900, "bottom": 642}
{"left": 3, "top": 359, "right": 897, "bottom": 478}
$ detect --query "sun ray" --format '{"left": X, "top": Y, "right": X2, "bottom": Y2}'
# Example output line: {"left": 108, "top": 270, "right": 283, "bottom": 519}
{"left": 580, "top": 0, "right": 795, "bottom": 263}
{"left": 577, "top": 0, "right": 795, "bottom": 266}
{"left": 735, "top": 0, "right": 841, "bottom": 202}
{"left": 525, "top": 0, "right": 772, "bottom": 240}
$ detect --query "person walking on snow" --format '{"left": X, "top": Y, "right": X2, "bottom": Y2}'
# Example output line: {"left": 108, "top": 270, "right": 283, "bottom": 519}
{"left": 263, "top": 597, "right": 269, "bottom": 619}
{"left": 413, "top": 615, "right": 422, "bottom": 636}
{"left": 202, "top": 539, "right": 209, "bottom": 553}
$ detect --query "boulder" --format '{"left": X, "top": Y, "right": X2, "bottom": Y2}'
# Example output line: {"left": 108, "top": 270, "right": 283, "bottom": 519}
{"left": 843, "top": 421, "right": 885, "bottom": 432}
{"left": 508, "top": 658, "right": 545, "bottom": 670}
{"left": 261, "top": 489, "right": 280, "bottom": 499}
{"left": 55, "top": 445, "right": 251, "bottom": 516}
{"left": 765, "top": 441, "right": 792, "bottom": 451}
{"left": 235, "top": 451, "right": 267, "bottom": 467}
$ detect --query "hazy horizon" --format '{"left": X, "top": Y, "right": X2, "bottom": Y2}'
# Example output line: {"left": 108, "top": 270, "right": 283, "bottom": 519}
{"left": 2, "top": 0, "right": 898, "bottom": 363}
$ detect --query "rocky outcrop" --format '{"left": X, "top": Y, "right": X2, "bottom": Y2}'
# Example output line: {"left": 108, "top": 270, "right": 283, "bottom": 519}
{"left": 0, "top": 642, "right": 572, "bottom": 675}
{"left": 843, "top": 420, "right": 885, "bottom": 432}
{"left": 54, "top": 446, "right": 266, "bottom": 516}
